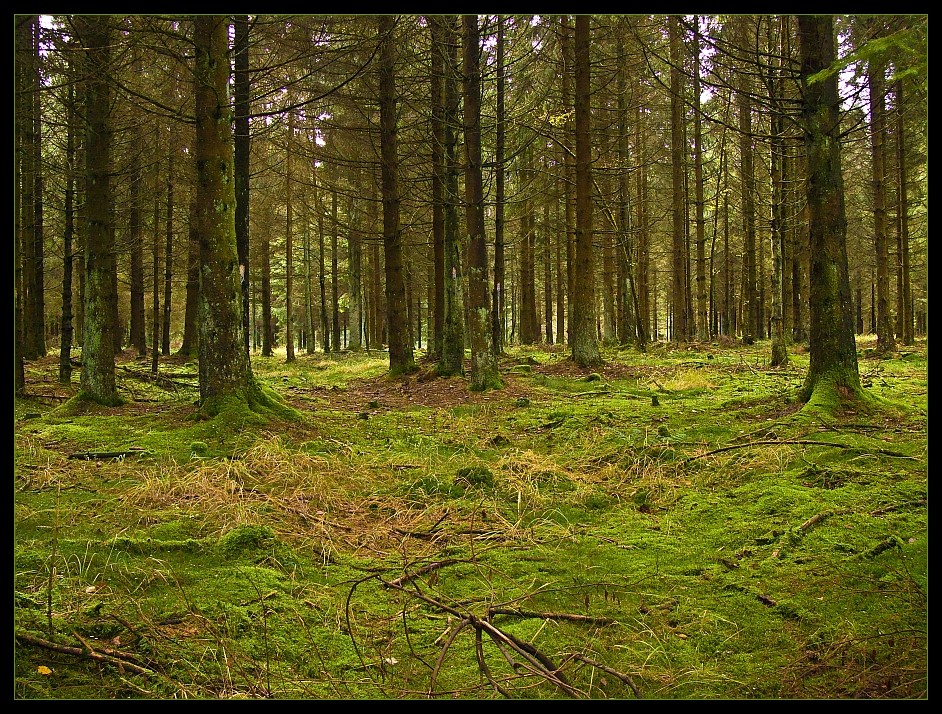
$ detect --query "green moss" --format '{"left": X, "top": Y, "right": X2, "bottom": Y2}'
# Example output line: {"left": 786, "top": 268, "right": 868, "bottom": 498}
{"left": 217, "top": 524, "right": 276, "bottom": 558}
{"left": 14, "top": 338, "right": 927, "bottom": 699}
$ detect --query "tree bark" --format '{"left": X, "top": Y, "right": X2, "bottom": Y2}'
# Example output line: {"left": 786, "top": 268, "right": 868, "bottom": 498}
{"left": 571, "top": 15, "right": 601, "bottom": 367}
{"left": 669, "top": 16, "right": 688, "bottom": 343}
{"left": 75, "top": 15, "right": 119, "bottom": 405}
{"left": 285, "top": 113, "right": 296, "bottom": 363}
{"left": 193, "top": 15, "right": 256, "bottom": 412}
{"left": 234, "top": 15, "right": 252, "bottom": 358}
{"left": 492, "top": 15, "right": 506, "bottom": 356}
{"left": 867, "top": 22, "right": 896, "bottom": 354}
{"left": 797, "top": 15, "right": 861, "bottom": 404}
{"left": 462, "top": 14, "right": 502, "bottom": 391}
{"left": 439, "top": 15, "right": 465, "bottom": 376}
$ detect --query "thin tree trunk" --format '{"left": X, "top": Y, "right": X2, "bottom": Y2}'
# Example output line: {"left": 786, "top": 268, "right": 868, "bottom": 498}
{"left": 895, "top": 79, "right": 913, "bottom": 345}
{"left": 669, "top": 16, "right": 687, "bottom": 343}
{"left": 868, "top": 23, "right": 896, "bottom": 354}
{"left": 331, "top": 185, "right": 341, "bottom": 351}
{"left": 59, "top": 81, "right": 77, "bottom": 384}
{"left": 462, "top": 14, "right": 501, "bottom": 391}
{"left": 572, "top": 15, "right": 601, "bottom": 367}
{"left": 439, "top": 15, "right": 464, "bottom": 376}
{"left": 162, "top": 146, "right": 174, "bottom": 355}
{"left": 316, "top": 171, "right": 330, "bottom": 352}
{"left": 234, "top": 15, "right": 252, "bottom": 358}
{"left": 178, "top": 199, "right": 200, "bottom": 358}
{"left": 492, "top": 14, "right": 506, "bottom": 356}
{"left": 285, "top": 114, "right": 295, "bottom": 363}
{"left": 151, "top": 186, "right": 160, "bottom": 375}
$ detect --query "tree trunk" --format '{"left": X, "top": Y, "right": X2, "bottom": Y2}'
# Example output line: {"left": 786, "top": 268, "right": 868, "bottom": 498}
{"left": 234, "top": 15, "right": 252, "bottom": 358}
{"left": 178, "top": 199, "right": 200, "bottom": 359}
{"left": 19, "top": 16, "right": 45, "bottom": 361}
{"left": 867, "top": 24, "right": 896, "bottom": 354}
{"left": 669, "top": 16, "right": 688, "bottom": 343}
{"left": 439, "top": 15, "right": 464, "bottom": 376}
{"left": 378, "top": 16, "right": 414, "bottom": 375}
{"left": 693, "top": 17, "right": 708, "bottom": 342}
{"left": 75, "top": 15, "right": 119, "bottom": 405}
{"left": 285, "top": 114, "right": 296, "bottom": 363}
{"left": 543, "top": 200, "right": 554, "bottom": 345}
{"left": 128, "top": 42, "right": 146, "bottom": 358}
{"left": 492, "top": 15, "right": 506, "bottom": 356}
{"left": 737, "top": 18, "right": 759, "bottom": 342}
{"left": 462, "top": 14, "right": 502, "bottom": 391}
{"left": 348, "top": 211, "right": 364, "bottom": 351}
{"left": 151, "top": 186, "right": 160, "bottom": 375}
{"left": 895, "top": 79, "right": 913, "bottom": 345}
{"left": 162, "top": 146, "right": 174, "bottom": 355}
{"left": 331, "top": 186, "right": 341, "bottom": 351}
{"left": 314, "top": 170, "right": 329, "bottom": 352}
{"left": 193, "top": 15, "right": 256, "bottom": 412}
{"left": 797, "top": 15, "right": 861, "bottom": 404}
{"left": 428, "top": 16, "right": 446, "bottom": 359}
{"left": 59, "top": 80, "right": 77, "bottom": 384}
{"left": 572, "top": 15, "right": 601, "bottom": 367}
{"left": 768, "top": 18, "right": 788, "bottom": 367}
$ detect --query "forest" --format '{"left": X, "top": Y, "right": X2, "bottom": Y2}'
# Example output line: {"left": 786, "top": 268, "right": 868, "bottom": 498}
{"left": 14, "top": 14, "right": 927, "bottom": 699}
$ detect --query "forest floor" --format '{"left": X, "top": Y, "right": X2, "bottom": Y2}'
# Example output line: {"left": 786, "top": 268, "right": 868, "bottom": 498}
{"left": 13, "top": 336, "right": 928, "bottom": 699}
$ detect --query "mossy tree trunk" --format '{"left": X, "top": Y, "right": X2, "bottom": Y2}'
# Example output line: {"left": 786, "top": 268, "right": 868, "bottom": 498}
{"left": 571, "top": 15, "right": 601, "bottom": 367}
{"left": 439, "top": 15, "right": 465, "bottom": 376}
{"left": 178, "top": 199, "right": 200, "bottom": 359}
{"left": 193, "top": 15, "right": 255, "bottom": 411}
{"left": 75, "top": 15, "right": 120, "bottom": 406}
{"left": 462, "top": 14, "right": 502, "bottom": 392}
{"left": 798, "top": 15, "right": 861, "bottom": 404}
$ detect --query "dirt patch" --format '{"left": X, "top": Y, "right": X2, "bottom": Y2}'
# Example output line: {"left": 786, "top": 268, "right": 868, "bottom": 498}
{"left": 289, "top": 362, "right": 534, "bottom": 413}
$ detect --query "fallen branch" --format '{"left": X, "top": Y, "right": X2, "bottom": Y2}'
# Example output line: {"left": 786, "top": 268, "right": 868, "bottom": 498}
{"left": 68, "top": 449, "right": 147, "bottom": 461}
{"left": 384, "top": 559, "right": 462, "bottom": 589}
{"left": 15, "top": 630, "right": 154, "bottom": 677}
{"left": 487, "top": 607, "right": 615, "bottom": 626}
{"left": 682, "top": 439, "right": 914, "bottom": 464}
{"left": 562, "top": 653, "right": 641, "bottom": 698}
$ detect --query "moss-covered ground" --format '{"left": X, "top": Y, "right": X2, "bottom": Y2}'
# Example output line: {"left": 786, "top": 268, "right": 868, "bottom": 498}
{"left": 13, "top": 336, "right": 927, "bottom": 699}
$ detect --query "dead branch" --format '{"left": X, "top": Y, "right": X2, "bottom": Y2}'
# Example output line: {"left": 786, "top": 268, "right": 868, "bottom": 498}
{"left": 682, "top": 439, "right": 915, "bottom": 464}
{"left": 871, "top": 499, "right": 927, "bottom": 516}
{"left": 428, "top": 618, "right": 471, "bottom": 697}
{"left": 487, "top": 607, "right": 615, "bottom": 626}
{"left": 68, "top": 449, "right": 148, "bottom": 461}
{"left": 799, "top": 512, "right": 831, "bottom": 532}
{"left": 562, "top": 653, "right": 641, "bottom": 698}
{"left": 15, "top": 630, "right": 154, "bottom": 677}
{"left": 384, "top": 559, "right": 462, "bottom": 589}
